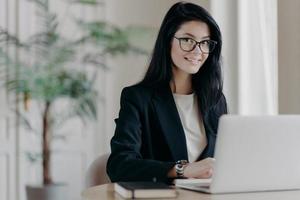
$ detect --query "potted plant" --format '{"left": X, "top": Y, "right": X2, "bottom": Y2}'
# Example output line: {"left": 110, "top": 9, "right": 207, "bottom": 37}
{"left": 0, "top": 0, "right": 148, "bottom": 199}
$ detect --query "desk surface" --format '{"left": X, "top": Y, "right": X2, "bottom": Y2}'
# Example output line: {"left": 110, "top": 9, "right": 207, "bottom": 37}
{"left": 82, "top": 184, "right": 300, "bottom": 200}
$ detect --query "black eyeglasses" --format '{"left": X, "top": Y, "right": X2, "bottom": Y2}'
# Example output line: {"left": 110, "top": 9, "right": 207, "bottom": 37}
{"left": 174, "top": 36, "right": 217, "bottom": 54}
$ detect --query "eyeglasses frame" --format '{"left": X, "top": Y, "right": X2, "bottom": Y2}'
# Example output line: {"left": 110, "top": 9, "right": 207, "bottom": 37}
{"left": 174, "top": 36, "right": 217, "bottom": 54}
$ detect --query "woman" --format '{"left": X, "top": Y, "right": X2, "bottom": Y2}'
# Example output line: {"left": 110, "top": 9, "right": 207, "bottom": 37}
{"left": 107, "top": 2, "right": 227, "bottom": 182}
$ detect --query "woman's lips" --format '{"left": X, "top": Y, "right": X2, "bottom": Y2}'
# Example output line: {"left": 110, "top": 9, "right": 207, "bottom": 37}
{"left": 184, "top": 57, "right": 201, "bottom": 65}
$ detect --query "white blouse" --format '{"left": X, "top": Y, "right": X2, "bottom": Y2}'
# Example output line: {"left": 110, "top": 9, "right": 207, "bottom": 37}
{"left": 173, "top": 93, "right": 207, "bottom": 162}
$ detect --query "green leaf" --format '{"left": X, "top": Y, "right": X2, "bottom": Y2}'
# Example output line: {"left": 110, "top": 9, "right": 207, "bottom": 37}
{"left": 73, "top": 0, "right": 102, "bottom": 5}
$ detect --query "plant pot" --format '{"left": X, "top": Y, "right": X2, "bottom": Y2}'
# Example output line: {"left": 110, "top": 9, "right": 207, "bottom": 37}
{"left": 26, "top": 183, "right": 68, "bottom": 200}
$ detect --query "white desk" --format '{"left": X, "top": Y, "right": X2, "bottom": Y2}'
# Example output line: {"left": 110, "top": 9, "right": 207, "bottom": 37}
{"left": 82, "top": 184, "right": 300, "bottom": 200}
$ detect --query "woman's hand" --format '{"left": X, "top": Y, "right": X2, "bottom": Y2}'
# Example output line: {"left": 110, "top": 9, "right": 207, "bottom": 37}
{"left": 183, "top": 157, "right": 215, "bottom": 178}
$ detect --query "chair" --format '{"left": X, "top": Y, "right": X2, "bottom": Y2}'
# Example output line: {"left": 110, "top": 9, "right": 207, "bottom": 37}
{"left": 85, "top": 153, "right": 111, "bottom": 188}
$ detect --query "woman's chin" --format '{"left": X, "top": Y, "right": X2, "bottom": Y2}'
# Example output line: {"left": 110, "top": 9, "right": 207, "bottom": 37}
{"left": 186, "top": 65, "right": 201, "bottom": 74}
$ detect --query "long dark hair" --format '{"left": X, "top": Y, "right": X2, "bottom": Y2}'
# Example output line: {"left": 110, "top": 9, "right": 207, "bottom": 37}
{"left": 141, "top": 2, "right": 227, "bottom": 120}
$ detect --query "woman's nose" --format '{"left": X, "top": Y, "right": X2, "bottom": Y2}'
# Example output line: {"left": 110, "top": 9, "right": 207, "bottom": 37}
{"left": 192, "top": 44, "right": 202, "bottom": 54}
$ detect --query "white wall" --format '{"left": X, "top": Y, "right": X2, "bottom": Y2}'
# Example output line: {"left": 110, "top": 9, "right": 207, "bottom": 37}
{"left": 0, "top": 1, "right": 18, "bottom": 200}
{"left": 278, "top": 0, "right": 300, "bottom": 114}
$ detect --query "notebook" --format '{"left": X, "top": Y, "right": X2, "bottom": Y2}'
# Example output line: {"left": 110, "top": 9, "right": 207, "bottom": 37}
{"left": 175, "top": 115, "right": 300, "bottom": 194}
{"left": 115, "top": 182, "right": 177, "bottom": 199}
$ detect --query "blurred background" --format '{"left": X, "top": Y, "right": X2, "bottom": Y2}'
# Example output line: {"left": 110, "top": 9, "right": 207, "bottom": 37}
{"left": 0, "top": 0, "right": 299, "bottom": 200}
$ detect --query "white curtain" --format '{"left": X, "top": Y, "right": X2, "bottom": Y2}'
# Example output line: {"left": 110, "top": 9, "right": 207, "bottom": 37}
{"left": 238, "top": 0, "right": 278, "bottom": 114}
{"left": 211, "top": 0, "right": 278, "bottom": 115}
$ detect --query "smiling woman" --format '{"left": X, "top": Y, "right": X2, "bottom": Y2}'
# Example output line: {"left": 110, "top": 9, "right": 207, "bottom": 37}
{"left": 107, "top": 1, "right": 227, "bottom": 183}
{"left": 171, "top": 21, "right": 212, "bottom": 84}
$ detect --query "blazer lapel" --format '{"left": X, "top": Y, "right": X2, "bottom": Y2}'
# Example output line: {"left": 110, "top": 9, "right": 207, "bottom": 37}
{"left": 152, "top": 84, "right": 188, "bottom": 161}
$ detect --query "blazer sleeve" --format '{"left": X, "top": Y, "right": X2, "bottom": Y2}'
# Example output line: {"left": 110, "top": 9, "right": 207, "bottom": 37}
{"left": 106, "top": 87, "right": 175, "bottom": 182}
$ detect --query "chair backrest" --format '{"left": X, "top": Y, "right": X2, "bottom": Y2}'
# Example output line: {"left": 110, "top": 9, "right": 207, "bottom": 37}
{"left": 85, "top": 153, "right": 111, "bottom": 188}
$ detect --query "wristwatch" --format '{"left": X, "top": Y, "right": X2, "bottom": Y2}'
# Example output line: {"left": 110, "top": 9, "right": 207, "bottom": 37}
{"left": 175, "top": 160, "right": 188, "bottom": 177}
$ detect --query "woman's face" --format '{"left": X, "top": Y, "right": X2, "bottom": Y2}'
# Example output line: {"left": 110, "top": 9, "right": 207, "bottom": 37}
{"left": 171, "top": 20, "right": 210, "bottom": 75}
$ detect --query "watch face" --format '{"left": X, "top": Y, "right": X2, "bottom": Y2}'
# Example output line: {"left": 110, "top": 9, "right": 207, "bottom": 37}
{"left": 176, "top": 160, "right": 188, "bottom": 165}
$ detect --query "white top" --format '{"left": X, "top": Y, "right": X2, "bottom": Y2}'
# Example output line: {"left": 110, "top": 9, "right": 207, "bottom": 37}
{"left": 173, "top": 93, "right": 207, "bottom": 162}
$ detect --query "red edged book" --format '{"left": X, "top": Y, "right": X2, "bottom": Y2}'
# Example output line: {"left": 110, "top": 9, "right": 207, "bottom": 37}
{"left": 115, "top": 182, "right": 178, "bottom": 199}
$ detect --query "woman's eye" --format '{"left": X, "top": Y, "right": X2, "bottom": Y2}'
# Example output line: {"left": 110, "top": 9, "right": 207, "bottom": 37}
{"left": 182, "top": 38, "right": 194, "bottom": 43}
{"left": 201, "top": 40, "right": 209, "bottom": 45}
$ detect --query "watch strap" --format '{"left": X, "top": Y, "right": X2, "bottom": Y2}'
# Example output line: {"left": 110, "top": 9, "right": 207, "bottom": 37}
{"left": 175, "top": 160, "right": 188, "bottom": 177}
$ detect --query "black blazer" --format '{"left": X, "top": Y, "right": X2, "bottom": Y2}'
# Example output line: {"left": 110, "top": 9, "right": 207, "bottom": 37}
{"left": 107, "top": 83, "right": 227, "bottom": 182}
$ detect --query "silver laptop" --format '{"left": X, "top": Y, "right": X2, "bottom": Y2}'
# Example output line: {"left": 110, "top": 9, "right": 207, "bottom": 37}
{"left": 176, "top": 115, "right": 300, "bottom": 193}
